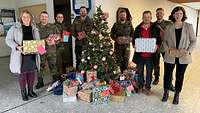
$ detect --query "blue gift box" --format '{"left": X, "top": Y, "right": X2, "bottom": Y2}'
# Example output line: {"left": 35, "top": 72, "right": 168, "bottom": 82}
{"left": 53, "top": 84, "right": 63, "bottom": 95}
{"left": 92, "top": 86, "right": 111, "bottom": 105}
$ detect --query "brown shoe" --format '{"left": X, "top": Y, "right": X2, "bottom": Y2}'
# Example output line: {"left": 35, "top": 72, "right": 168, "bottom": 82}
{"left": 143, "top": 88, "right": 152, "bottom": 95}
{"left": 137, "top": 88, "right": 143, "bottom": 94}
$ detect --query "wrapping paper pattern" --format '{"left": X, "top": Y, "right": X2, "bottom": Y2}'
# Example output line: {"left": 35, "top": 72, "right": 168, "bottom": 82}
{"left": 78, "top": 90, "right": 92, "bottom": 102}
{"left": 135, "top": 38, "right": 156, "bottom": 53}
{"left": 63, "top": 94, "right": 77, "bottom": 102}
{"left": 86, "top": 71, "right": 97, "bottom": 82}
{"left": 92, "top": 86, "right": 111, "bottom": 105}
{"left": 23, "top": 40, "right": 45, "bottom": 54}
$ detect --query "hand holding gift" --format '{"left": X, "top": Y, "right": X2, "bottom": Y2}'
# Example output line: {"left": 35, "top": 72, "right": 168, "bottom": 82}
{"left": 168, "top": 48, "right": 189, "bottom": 58}
{"left": 46, "top": 34, "right": 60, "bottom": 46}
{"left": 16, "top": 45, "right": 24, "bottom": 54}
{"left": 23, "top": 40, "right": 46, "bottom": 55}
{"left": 77, "top": 31, "right": 86, "bottom": 40}
{"left": 179, "top": 49, "right": 189, "bottom": 57}
{"left": 168, "top": 48, "right": 177, "bottom": 57}
{"left": 117, "top": 36, "right": 131, "bottom": 44}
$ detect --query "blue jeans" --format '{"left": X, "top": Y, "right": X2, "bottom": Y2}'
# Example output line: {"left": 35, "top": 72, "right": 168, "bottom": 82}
{"left": 137, "top": 58, "right": 154, "bottom": 89}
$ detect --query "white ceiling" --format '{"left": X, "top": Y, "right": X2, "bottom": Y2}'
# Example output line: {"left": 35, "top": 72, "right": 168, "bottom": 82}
{"left": 182, "top": 2, "right": 200, "bottom": 10}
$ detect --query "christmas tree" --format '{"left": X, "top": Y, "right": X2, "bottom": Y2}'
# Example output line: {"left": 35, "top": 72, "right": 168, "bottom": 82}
{"left": 79, "top": 6, "right": 121, "bottom": 81}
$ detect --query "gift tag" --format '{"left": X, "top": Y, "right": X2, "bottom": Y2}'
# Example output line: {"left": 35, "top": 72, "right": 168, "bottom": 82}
{"left": 102, "top": 90, "right": 110, "bottom": 97}
{"left": 127, "top": 85, "right": 134, "bottom": 93}
{"left": 63, "top": 35, "right": 69, "bottom": 42}
{"left": 37, "top": 45, "right": 46, "bottom": 55}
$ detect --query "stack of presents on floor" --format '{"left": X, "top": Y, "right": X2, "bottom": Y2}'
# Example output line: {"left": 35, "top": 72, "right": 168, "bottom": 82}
{"left": 48, "top": 63, "right": 139, "bottom": 104}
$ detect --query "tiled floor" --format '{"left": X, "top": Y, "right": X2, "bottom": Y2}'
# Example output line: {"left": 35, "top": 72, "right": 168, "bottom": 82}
{"left": 0, "top": 48, "right": 200, "bottom": 113}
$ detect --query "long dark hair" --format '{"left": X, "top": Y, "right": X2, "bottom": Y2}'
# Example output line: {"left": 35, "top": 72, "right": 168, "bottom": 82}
{"left": 116, "top": 7, "right": 132, "bottom": 22}
{"left": 169, "top": 6, "right": 187, "bottom": 22}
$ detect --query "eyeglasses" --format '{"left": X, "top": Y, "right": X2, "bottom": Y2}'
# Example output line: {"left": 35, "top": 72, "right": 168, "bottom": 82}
{"left": 57, "top": 16, "right": 64, "bottom": 18}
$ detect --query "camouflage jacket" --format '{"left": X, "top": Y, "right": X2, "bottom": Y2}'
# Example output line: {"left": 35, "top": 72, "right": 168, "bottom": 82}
{"left": 37, "top": 23, "right": 60, "bottom": 49}
{"left": 154, "top": 20, "right": 171, "bottom": 31}
{"left": 154, "top": 20, "right": 171, "bottom": 53}
{"left": 71, "top": 16, "right": 93, "bottom": 46}
{"left": 54, "top": 22, "right": 69, "bottom": 32}
{"left": 111, "top": 21, "right": 134, "bottom": 44}
{"left": 37, "top": 23, "right": 60, "bottom": 39}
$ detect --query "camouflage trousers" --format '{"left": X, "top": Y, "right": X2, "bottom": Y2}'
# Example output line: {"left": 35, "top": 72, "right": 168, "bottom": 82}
{"left": 38, "top": 46, "right": 59, "bottom": 82}
{"left": 56, "top": 43, "right": 73, "bottom": 75}
{"left": 114, "top": 43, "right": 130, "bottom": 73}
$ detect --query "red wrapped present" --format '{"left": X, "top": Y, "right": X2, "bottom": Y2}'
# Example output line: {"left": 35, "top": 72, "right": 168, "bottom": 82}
{"left": 86, "top": 71, "right": 97, "bottom": 82}
{"left": 109, "top": 80, "right": 124, "bottom": 95}
{"left": 46, "top": 34, "right": 60, "bottom": 46}
{"left": 77, "top": 31, "right": 86, "bottom": 40}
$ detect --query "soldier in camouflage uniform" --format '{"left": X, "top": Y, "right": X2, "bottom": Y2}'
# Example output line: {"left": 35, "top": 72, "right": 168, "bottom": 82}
{"left": 54, "top": 13, "right": 73, "bottom": 75}
{"left": 153, "top": 8, "right": 172, "bottom": 86}
{"left": 71, "top": 6, "right": 93, "bottom": 69}
{"left": 35, "top": 11, "right": 60, "bottom": 89}
{"left": 111, "top": 9, "right": 134, "bottom": 73}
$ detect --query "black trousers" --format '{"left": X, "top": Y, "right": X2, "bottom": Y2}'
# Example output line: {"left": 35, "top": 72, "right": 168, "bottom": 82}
{"left": 153, "top": 52, "right": 160, "bottom": 79}
{"left": 75, "top": 45, "right": 83, "bottom": 69}
{"left": 163, "top": 60, "right": 188, "bottom": 92}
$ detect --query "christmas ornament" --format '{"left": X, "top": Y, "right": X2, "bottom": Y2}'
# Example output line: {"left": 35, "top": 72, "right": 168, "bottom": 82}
{"left": 102, "top": 57, "right": 106, "bottom": 61}
{"left": 94, "top": 65, "right": 98, "bottom": 69}
{"left": 89, "top": 42, "right": 92, "bottom": 45}
{"left": 91, "top": 30, "right": 96, "bottom": 34}
{"left": 109, "top": 51, "right": 113, "bottom": 55}
{"left": 81, "top": 59, "right": 85, "bottom": 62}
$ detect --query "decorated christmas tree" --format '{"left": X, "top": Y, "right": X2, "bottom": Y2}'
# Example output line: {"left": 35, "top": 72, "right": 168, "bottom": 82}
{"left": 79, "top": 6, "right": 121, "bottom": 81}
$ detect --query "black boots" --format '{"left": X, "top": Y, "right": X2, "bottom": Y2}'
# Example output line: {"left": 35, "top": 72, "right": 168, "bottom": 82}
{"left": 162, "top": 90, "right": 180, "bottom": 105}
{"left": 162, "top": 90, "right": 169, "bottom": 102}
{"left": 21, "top": 88, "right": 38, "bottom": 101}
{"left": 153, "top": 77, "right": 159, "bottom": 85}
{"left": 28, "top": 89, "right": 38, "bottom": 98}
{"left": 173, "top": 92, "right": 180, "bottom": 105}
{"left": 35, "top": 77, "right": 44, "bottom": 89}
{"left": 21, "top": 89, "right": 28, "bottom": 101}
{"left": 170, "top": 84, "right": 175, "bottom": 92}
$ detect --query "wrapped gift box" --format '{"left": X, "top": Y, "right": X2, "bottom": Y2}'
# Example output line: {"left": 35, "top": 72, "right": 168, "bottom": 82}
{"left": 23, "top": 40, "right": 45, "bottom": 54}
{"left": 81, "top": 82, "right": 95, "bottom": 90}
{"left": 110, "top": 86, "right": 126, "bottom": 102}
{"left": 46, "top": 34, "right": 59, "bottom": 46}
{"left": 125, "top": 84, "right": 135, "bottom": 96}
{"left": 62, "top": 31, "right": 70, "bottom": 42}
{"left": 63, "top": 80, "right": 78, "bottom": 96}
{"left": 92, "top": 86, "right": 111, "bottom": 105}
{"left": 109, "top": 80, "right": 124, "bottom": 95}
{"left": 78, "top": 90, "right": 92, "bottom": 103}
{"left": 86, "top": 71, "right": 97, "bottom": 82}
{"left": 118, "top": 36, "right": 132, "bottom": 44}
{"left": 168, "top": 49, "right": 189, "bottom": 58}
{"left": 135, "top": 38, "right": 156, "bottom": 53}
{"left": 63, "top": 85, "right": 77, "bottom": 96}
{"left": 118, "top": 80, "right": 132, "bottom": 88}
{"left": 63, "top": 93, "right": 77, "bottom": 102}
{"left": 111, "top": 95, "right": 125, "bottom": 102}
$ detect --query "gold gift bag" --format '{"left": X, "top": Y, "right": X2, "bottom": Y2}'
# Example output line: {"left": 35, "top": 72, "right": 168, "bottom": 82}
{"left": 23, "top": 40, "right": 45, "bottom": 54}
